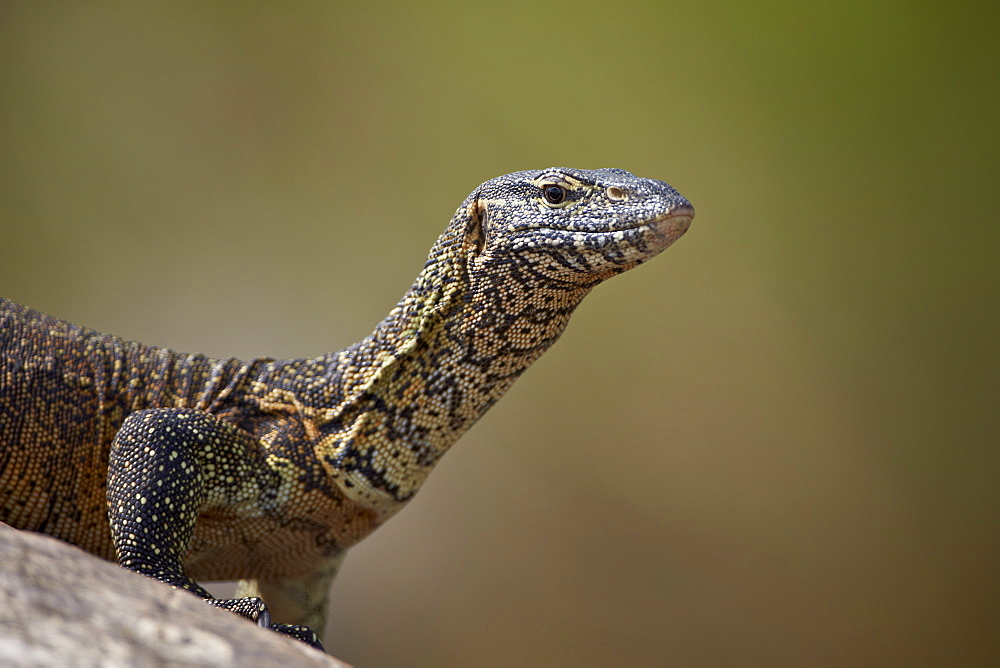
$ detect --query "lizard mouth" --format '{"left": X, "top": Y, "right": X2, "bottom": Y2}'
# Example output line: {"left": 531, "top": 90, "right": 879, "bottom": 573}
{"left": 563, "top": 206, "right": 695, "bottom": 236}
{"left": 614, "top": 206, "right": 694, "bottom": 234}
{"left": 512, "top": 206, "right": 695, "bottom": 236}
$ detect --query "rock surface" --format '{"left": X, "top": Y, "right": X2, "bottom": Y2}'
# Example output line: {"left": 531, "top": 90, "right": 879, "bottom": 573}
{"left": 0, "top": 523, "right": 350, "bottom": 667}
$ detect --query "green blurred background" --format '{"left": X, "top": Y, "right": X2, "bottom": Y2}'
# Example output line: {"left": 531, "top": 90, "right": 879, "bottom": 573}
{"left": 1, "top": 2, "right": 996, "bottom": 665}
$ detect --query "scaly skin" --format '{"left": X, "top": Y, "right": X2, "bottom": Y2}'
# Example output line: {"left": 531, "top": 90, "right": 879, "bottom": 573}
{"left": 0, "top": 167, "right": 693, "bottom": 650}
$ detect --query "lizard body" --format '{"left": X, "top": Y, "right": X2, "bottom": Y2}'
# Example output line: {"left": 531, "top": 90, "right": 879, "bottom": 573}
{"left": 0, "top": 167, "right": 693, "bottom": 649}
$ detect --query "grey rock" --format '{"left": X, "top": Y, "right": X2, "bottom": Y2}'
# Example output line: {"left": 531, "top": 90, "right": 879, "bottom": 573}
{"left": 0, "top": 524, "right": 350, "bottom": 667}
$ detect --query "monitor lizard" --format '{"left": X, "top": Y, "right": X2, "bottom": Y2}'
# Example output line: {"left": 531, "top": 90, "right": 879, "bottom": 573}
{"left": 0, "top": 167, "right": 694, "bottom": 651}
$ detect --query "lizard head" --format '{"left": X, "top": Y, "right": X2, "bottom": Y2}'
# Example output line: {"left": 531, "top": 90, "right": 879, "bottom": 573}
{"left": 463, "top": 167, "right": 694, "bottom": 282}
{"left": 394, "top": 167, "right": 694, "bottom": 360}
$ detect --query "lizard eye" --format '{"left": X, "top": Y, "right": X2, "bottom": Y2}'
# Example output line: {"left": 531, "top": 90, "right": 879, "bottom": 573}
{"left": 542, "top": 184, "right": 567, "bottom": 205}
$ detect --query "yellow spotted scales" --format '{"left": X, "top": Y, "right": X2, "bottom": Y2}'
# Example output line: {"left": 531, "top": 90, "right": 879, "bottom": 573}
{"left": 0, "top": 168, "right": 694, "bottom": 651}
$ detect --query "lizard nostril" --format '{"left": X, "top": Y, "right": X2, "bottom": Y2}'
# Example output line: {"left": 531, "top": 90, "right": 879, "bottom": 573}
{"left": 606, "top": 186, "right": 625, "bottom": 201}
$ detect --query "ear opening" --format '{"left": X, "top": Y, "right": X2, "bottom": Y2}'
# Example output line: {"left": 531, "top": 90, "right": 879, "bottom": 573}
{"left": 465, "top": 198, "right": 487, "bottom": 256}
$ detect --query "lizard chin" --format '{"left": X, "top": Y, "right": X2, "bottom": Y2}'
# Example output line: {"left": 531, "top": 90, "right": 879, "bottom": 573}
{"left": 643, "top": 207, "right": 695, "bottom": 250}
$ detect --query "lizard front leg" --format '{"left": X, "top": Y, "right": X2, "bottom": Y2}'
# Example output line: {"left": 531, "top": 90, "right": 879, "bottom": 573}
{"left": 107, "top": 407, "right": 324, "bottom": 650}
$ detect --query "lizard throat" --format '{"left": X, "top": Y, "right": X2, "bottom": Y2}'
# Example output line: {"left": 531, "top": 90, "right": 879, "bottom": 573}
{"left": 307, "top": 233, "right": 590, "bottom": 518}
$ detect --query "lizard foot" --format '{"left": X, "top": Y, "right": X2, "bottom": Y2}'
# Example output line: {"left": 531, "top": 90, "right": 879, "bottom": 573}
{"left": 270, "top": 623, "right": 326, "bottom": 651}
{"left": 208, "top": 597, "right": 325, "bottom": 651}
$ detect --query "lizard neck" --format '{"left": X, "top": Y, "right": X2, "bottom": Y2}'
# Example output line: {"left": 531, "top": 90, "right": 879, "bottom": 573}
{"left": 303, "top": 199, "right": 591, "bottom": 517}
